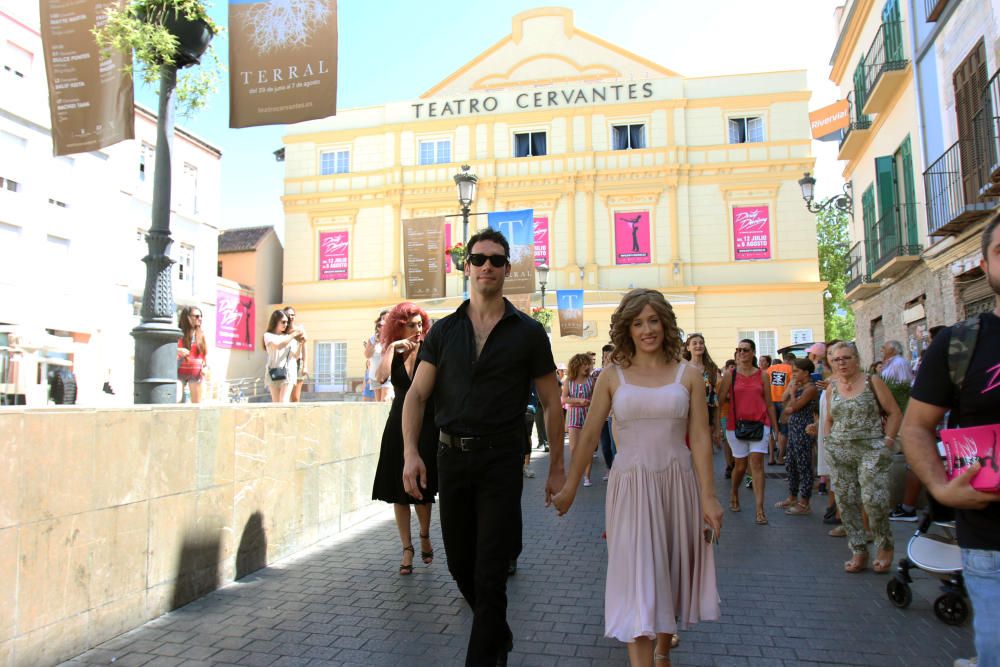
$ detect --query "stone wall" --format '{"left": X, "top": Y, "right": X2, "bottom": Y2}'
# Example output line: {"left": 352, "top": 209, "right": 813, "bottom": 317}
{"left": 0, "top": 402, "right": 389, "bottom": 667}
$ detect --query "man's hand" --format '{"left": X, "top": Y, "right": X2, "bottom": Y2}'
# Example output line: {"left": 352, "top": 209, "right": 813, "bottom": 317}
{"left": 931, "top": 463, "right": 1000, "bottom": 510}
{"left": 545, "top": 466, "right": 566, "bottom": 507}
{"left": 402, "top": 454, "right": 427, "bottom": 501}
{"left": 551, "top": 487, "right": 575, "bottom": 516}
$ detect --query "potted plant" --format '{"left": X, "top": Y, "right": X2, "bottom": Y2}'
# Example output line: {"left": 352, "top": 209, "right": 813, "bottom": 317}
{"left": 92, "top": 0, "right": 223, "bottom": 113}
{"left": 531, "top": 307, "right": 553, "bottom": 332}
{"left": 445, "top": 241, "right": 466, "bottom": 270}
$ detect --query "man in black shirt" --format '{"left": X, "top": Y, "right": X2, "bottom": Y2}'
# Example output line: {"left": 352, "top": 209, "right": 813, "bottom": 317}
{"left": 402, "top": 228, "right": 565, "bottom": 666}
{"left": 903, "top": 218, "right": 1000, "bottom": 667}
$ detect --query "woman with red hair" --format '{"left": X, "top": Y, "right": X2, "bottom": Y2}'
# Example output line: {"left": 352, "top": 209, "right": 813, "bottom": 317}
{"left": 371, "top": 302, "right": 439, "bottom": 575}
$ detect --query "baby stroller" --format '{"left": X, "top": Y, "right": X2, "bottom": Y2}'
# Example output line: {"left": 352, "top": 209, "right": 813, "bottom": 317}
{"left": 886, "top": 499, "right": 970, "bottom": 626}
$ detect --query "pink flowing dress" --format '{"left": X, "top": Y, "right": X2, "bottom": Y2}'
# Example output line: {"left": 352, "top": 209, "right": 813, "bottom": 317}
{"left": 604, "top": 362, "right": 720, "bottom": 641}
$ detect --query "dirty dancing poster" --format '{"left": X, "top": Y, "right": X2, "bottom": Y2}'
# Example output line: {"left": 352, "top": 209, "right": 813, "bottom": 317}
{"left": 732, "top": 205, "right": 771, "bottom": 260}
{"left": 216, "top": 288, "right": 255, "bottom": 350}
{"left": 614, "top": 211, "right": 650, "bottom": 265}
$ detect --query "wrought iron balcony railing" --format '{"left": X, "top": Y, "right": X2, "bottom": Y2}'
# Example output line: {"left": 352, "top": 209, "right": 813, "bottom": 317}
{"left": 845, "top": 241, "right": 875, "bottom": 295}
{"left": 839, "top": 91, "right": 872, "bottom": 152}
{"left": 863, "top": 21, "right": 907, "bottom": 101}
{"left": 871, "top": 202, "right": 922, "bottom": 271}
{"left": 924, "top": 0, "right": 948, "bottom": 22}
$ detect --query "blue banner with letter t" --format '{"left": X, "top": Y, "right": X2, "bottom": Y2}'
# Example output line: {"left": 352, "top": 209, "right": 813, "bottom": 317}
{"left": 556, "top": 289, "right": 584, "bottom": 337}
{"left": 487, "top": 209, "right": 534, "bottom": 294}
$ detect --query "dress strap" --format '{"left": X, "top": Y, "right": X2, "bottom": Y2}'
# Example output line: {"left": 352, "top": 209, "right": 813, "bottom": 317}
{"left": 614, "top": 364, "right": 626, "bottom": 385}
{"left": 674, "top": 361, "right": 687, "bottom": 385}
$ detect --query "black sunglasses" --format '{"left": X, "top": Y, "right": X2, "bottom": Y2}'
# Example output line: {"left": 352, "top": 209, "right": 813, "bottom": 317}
{"left": 467, "top": 253, "right": 508, "bottom": 268}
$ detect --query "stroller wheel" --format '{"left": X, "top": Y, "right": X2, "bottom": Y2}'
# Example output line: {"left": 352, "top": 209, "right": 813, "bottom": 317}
{"left": 886, "top": 578, "right": 912, "bottom": 609}
{"left": 933, "top": 593, "right": 969, "bottom": 626}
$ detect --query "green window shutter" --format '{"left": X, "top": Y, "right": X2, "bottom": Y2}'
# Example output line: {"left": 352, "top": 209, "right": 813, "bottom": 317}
{"left": 876, "top": 156, "right": 899, "bottom": 260}
{"left": 854, "top": 59, "right": 868, "bottom": 114}
{"left": 882, "top": 0, "right": 904, "bottom": 63}
{"left": 862, "top": 185, "right": 877, "bottom": 274}
{"left": 899, "top": 136, "right": 918, "bottom": 245}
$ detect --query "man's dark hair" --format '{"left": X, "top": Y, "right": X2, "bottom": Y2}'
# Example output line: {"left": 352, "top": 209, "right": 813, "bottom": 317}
{"left": 929, "top": 325, "right": 946, "bottom": 342}
{"left": 602, "top": 343, "right": 614, "bottom": 354}
{"left": 782, "top": 351, "right": 796, "bottom": 362}
{"left": 793, "top": 358, "right": 815, "bottom": 374}
{"left": 983, "top": 216, "right": 1000, "bottom": 261}
{"left": 467, "top": 227, "right": 510, "bottom": 258}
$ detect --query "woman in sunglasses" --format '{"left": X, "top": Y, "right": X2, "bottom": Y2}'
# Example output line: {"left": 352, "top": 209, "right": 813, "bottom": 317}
{"left": 263, "top": 309, "right": 305, "bottom": 403}
{"left": 716, "top": 339, "right": 778, "bottom": 525}
{"left": 371, "top": 302, "right": 438, "bottom": 575}
{"left": 177, "top": 306, "right": 207, "bottom": 403}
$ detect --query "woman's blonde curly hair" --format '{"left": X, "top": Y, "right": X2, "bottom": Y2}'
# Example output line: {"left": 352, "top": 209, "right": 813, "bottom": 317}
{"left": 608, "top": 289, "right": 682, "bottom": 368}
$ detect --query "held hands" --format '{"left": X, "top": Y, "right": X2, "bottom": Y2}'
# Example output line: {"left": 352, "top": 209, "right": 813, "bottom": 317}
{"left": 546, "top": 466, "right": 568, "bottom": 511}
{"left": 401, "top": 453, "right": 427, "bottom": 501}
{"left": 931, "top": 463, "right": 1000, "bottom": 510}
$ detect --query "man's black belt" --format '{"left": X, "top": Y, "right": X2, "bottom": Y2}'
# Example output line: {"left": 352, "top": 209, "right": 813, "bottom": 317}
{"left": 439, "top": 429, "right": 521, "bottom": 452}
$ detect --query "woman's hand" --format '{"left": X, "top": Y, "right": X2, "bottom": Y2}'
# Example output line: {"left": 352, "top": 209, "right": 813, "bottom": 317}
{"left": 815, "top": 379, "right": 829, "bottom": 391}
{"left": 702, "top": 495, "right": 723, "bottom": 535}
{"left": 392, "top": 338, "right": 417, "bottom": 354}
{"left": 552, "top": 487, "right": 576, "bottom": 516}
{"left": 178, "top": 348, "right": 190, "bottom": 358}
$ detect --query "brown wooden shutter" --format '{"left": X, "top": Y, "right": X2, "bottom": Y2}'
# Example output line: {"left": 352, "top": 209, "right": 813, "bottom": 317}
{"left": 953, "top": 39, "right": 988, "bottom": 205}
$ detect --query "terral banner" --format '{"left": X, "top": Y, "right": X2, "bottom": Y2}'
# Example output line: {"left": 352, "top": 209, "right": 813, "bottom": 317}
{"left": 557, "top": 290, "right": 584, "bottom": 337}
{"left": 809, "top": 99, "right": 850, "bottom": 140}
{"left": 487, "top": 209, "right": 535, "bottom": 294}
{"left": 40, "top": 0, "right": 134, "bottom": 156}
{"left": 403, "top": 217, "right": 446, "bottom": 299}
{"left": 319, "top": 230, "right": 348, "bottom": 280}
{"left": 229, "top": 0, "right": 338, "bottom": 128}
{"left": 614, "top": 211, "right": 650, "bottom": 265}
{"left": 216, "top": 287, "right": 256, "bottom": 350}
{"left": 732, "top": 205, "right": 771, "bottom": 261}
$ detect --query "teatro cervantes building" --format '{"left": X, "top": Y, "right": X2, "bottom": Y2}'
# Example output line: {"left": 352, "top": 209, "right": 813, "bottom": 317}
{"left": 279, "top": 8, "right": 826, "bottom": 391}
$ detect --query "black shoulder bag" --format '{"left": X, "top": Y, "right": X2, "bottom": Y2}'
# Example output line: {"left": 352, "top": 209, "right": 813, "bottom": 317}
{"left": 731, "top": 368, "right": 765, "bottom": 441}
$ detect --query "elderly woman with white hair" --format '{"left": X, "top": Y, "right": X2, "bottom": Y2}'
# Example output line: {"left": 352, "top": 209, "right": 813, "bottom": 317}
{"left": 823, "top": 341, "right": 903, "bottom": 574}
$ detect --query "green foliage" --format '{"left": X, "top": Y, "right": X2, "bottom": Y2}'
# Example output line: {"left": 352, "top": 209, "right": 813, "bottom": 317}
{"left": 884, "top": 379, "right": 911, "bottom": 413}
{"left": 816, "top": 207, "right": 856, "bottom": 341}
{"left": 531, "top": 307, "right": 553, "bottom": 330}
{"left": 92, "top": 0, "right": 224, "bottom": 115}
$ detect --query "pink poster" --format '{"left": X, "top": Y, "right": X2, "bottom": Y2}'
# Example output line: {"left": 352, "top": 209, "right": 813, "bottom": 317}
{"left": 533, "top": 216, "right": 549, "bottom": 267}
{"left": 445, "top": 223, "right": 452, "bottom": 273}
{"left": 614, "top": 211, "right": 650, "bottom": 265}
{"left": 319, "top": 230, "right": 349, "bottom": 280}
{"left": 732, "top": 206, "right": 772, "bottom": 261}
{"left": 216, "top": 288, "right": 255, "bottom": 351}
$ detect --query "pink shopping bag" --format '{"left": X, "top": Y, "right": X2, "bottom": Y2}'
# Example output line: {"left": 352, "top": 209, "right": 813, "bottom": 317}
{"left": 940, "top": 425, "right": 1000, "bottom": 492}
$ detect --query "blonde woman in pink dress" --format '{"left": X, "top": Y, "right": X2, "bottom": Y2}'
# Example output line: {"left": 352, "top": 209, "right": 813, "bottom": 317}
{"left": 553, "top": 289, "right": 722, "bottom": 667}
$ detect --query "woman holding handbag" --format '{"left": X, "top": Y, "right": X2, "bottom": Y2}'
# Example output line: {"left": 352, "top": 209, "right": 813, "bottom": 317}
{"left": 177, "top": 306, "right": 207, "bottom": 403}
{"left": 716, "top": 338, "right": 777, "bottom": 525}
{"left": 263, "top": 309, "right": 304, "bottom": 403}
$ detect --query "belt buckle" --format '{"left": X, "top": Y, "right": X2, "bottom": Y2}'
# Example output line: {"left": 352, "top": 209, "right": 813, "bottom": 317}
{"left": 457, "top": 436, "right": 474, "bottom": 452}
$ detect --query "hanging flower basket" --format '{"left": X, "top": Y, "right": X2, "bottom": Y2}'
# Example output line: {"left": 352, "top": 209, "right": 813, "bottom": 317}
{"left": 446, "top": 242, "right": 466, "bottom": 271}
{"left": 531, "top": 307, "right": 553, "bottom": 332}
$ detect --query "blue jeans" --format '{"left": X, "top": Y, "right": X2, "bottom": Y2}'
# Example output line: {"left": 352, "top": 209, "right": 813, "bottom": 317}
{"left": 962, "top": 548, "right": 1000, "bottom": 667}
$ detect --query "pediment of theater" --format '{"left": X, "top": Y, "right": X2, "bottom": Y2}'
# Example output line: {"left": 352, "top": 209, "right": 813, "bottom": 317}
{"left": 421, "top": 7, "right": 679, "bottom": 98}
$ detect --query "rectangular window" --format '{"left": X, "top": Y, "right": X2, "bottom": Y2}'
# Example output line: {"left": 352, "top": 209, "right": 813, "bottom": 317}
{"left": 737, "top": 329, "right": 777, "bottom": 357}
{"left": 728, "top": 117, "right": 764, "bottom": 144}
{"left": 514, "top": 131, "right": 547, "bottom": 157}
{"left": 319, "top": 149, "right": 350, "bottom": 175}
{"left": 0, "top": 176, "right": 21, "bottom": 193}
{"left": 181, "top": 163, "right": 198, "bottom": 214}
{"left": 612, "top": 124, "right": 646, "bottom": 150}
{"left": 3, "top": 42, "right": 32, "bottom": 78}
{"left": 418, "top": 138, "right": 451, "bottom": 165}
{"left": 790, "top": 329, "right": 813, "bottom": 345}
{"left": 47, "top": 198, "right": 68, "bottom": 208}
{"left": 314, "top": 341, "right": 347, "bottom": 392}
{"left": 176, "top": 243, "right": 194, "bottom": 295}
{"left": 139, "top": 142, "right": 155, "bottom": 182}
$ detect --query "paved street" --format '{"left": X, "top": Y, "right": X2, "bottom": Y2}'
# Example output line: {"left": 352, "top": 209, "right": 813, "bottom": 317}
{"left": 62, "top": 450, "right": 975, "bottom": 667}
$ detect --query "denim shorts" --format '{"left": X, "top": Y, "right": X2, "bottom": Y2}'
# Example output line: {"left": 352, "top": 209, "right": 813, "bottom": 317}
{"left": 962, "top": 548, "right": 1000, "bottom": 667}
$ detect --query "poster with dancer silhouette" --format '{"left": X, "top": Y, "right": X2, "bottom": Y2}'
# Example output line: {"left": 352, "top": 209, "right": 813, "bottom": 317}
{"left": 216, "top": 288, "right": 256, "bottom": 350}
{"left": 319, "top": 230, "right": 349, "bottom": 280}
{"left": 228, "top": 0, "right": 339, "bottom": 128}
{"left": 487, "top": 209, "right": 535, "bottom": 294}
{"left": 533, "top": 216, "right": 549, "bottom": 267}
{"left": 614, "top": 211, "right": 650, "bottom": 265}
{"left": 732, "top": 205, "right": 772, "bottom": 260}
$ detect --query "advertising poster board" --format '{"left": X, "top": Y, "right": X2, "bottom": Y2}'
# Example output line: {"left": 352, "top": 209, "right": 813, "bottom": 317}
{"left": 403, "top": 217, "right": 445, "bottom": 299}
{"left": 216, "top": 287, "right": 255, "bottom": 350}
{"left": 487, "top": 209, "right": 535, "bottom": 294}
{"left": 732, "top": 205, "right": 772, "bottom": 261}
{"left": 557, "top": 289, "right": 584, "bottom": 337}
{"left": 614, "top": 211, "right": 650, "bottom": 265}
{"left": 319, "top": 230, "right": 348, "bottom": 280}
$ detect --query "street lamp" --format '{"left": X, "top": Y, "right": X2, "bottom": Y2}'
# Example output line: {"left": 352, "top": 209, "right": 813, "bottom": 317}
{"left": 798, "top": 172, "right": 854, "bottom": 220}
{"left": 537, "top": 263, "right": 550, "bottom": 309}
{"left": 453, "top": 164, "right": 478, "bottom": 297}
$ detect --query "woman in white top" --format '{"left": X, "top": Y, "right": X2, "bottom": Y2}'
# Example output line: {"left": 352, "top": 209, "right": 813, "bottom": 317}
{"left": 263, "top": 309, "right": 304, "bottom": 403}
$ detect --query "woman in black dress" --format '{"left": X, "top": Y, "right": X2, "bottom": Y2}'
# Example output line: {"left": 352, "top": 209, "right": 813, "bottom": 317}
{"left": 371, "top": 302, "right": 438, "bottom": 575}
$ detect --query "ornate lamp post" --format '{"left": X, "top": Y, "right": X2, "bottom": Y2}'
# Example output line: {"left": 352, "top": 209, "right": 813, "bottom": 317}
{"left": 453, "top": 165, "right": 478, "bottom": 298}
{"left": 798, "top": 172, "right": 854, "bottom": 220}
{"left": 537, "top": 262, "right": 550, "bottom": 309}
{"left": 132, "top": 14, "right": 214, "bottom": 404}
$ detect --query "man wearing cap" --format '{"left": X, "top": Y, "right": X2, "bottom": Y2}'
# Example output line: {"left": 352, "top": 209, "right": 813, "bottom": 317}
{"left": 402, "top": 227, "right": 565, "bottom": 667}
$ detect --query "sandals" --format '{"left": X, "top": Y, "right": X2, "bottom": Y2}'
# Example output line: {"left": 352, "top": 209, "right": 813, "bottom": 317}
{"left": 873, "top": 550, "right": 894, "bottom": 574}
{"left": 755, "top": 511, "right": 768, "bottom": 525}
{"left": 399, "top": 545, "right": 415, "bottom": 575}
{"left": 729, "top": 496, "right": 741, "bottom": 513}
{"left": 785, "top": 503, "right": 811, "bottom": 516}
{"left": 774, "top": 498, "right": 795, "bottom": 509}
{"left": 419, "top": 533, "right": 434, "bottom": 565}
{"left": 654, "top": 653, "right": 671, "bottom": 665}
{"left": 844, "top": 553, "right": 868, "bottom": 573}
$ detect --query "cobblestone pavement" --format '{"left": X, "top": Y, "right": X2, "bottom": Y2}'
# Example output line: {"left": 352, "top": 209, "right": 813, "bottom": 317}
{"left": 63, "top": 449, "right": 975, "bottom": 666}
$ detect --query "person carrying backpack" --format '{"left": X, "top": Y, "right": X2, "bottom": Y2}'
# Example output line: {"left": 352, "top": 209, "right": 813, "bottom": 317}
{"left": 902, "top": 218, "right": 1000, "bottom": 667}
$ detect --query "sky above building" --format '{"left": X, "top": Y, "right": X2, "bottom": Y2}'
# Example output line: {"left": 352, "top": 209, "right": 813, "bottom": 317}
{"left": 137, "top": 0, "right": 847, "bottom": 239}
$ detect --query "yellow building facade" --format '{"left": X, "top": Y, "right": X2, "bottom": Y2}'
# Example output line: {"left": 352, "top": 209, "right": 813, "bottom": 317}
{"left": 280, "top": 8, "right": 825, "bottom": 389}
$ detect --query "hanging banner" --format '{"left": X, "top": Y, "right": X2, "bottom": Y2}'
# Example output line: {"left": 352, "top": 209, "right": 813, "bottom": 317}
{"left": 319, "top": 230, "right": 348, "bottom": 280}
{"left": 403, "top": 217, "right": 445, "bottom": 299}
{"left": 809, "top": 99, "right": 850, "bottom": 140}
{"left": 228, "top": 0, "right": 338, "bottom": 128}
{"left": 614, "top": 211, "right": 650, "bottom": 265}
{"left": 557, "top": 289, "right": 584, "bottom": 337}
{"left": 487, "top": 209, "right": 535, "bottom": 294}
{"left": 216, "top": 287, "right": 256, "bottom": 350}
{"left": 40, "top": 0, "right": 134, "bottom": 156}
{"left": 732, "top": 205, "right": 772, "bottom": 261}
{"left": 533, "top": 216, "right": 549, "bottom": 267}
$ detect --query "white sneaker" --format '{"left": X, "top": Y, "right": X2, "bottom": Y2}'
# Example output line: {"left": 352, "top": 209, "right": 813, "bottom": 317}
{"left": 583, "top": 477, "right": 592, "bottom": 487}
{"left": 953, "top": 658, "right": 978, "bottom": 667}
{"left": 523, "top": 467, "right": 535, "bottom": 479}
